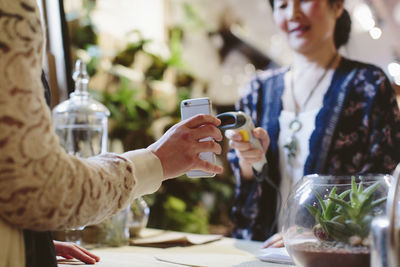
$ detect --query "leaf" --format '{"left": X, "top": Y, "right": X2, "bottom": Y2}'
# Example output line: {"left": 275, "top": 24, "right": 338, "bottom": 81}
{"left": 329, "top": 186, "right": 337, "bottom": 198}
{"left": 329, "top": 196, "right": 352, "bottom": 209}
{"left": 351, "top": 176, "right": 358, "bottom": 194}
{"left": 358, "top": 181, "right": 364, "bottom": 194}
{"left": 358, "top": 194, "right": 374, "bottom": 218}
{"left": 323, "top": 186, "right": 338, "bottom": 219}
{"left": 344, "top": 220, "right": 362, "bottom": 235}
{"left": 338, "top": 189, "right": 351, "bottom": 199}
{"left": 306, "top": 204, "right": 322, "bottom": 219}
{"left": 312, "top": 189, "right": 327, "bottom": 212}
{"left": 331, "top": 215, "right": 345, "bottom": 223}
{"left": 359, "top": 215, "right": 374, "bottom": 237}
{"left": 325, "top": 221, "right": 353, "bottom": 242}
{"left": 350, "top": 177, "right": 360, "bottom": 208}
{"left": 371, "top": 197, "right": 387, "bottom": 209}
{"left": 329, "top": 196, "right": 354, "bottom": 218}
{"left": 351, "top": 189, "right": 360, "bottom": 209}
{"left": 363, "top": 180, "right": 382, "bottom": 198}
{"left": 164, "top": 196, "right": 186, "bottom": 212}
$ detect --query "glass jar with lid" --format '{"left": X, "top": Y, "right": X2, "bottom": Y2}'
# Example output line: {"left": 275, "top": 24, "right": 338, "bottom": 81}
{"left": 52, "top": 59, "right": 110, "bottom": 157}
{"left": 52, "top": 60, "right": 130, "bottom": 247}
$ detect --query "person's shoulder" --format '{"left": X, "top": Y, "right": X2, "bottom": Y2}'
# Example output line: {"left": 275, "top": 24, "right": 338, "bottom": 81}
{"left": 341, "top": 57, "right": 388, "bottom": 79}
{"left": 240, "top": 67, "right": 287, "bottom": 98}
{"left": 253, "top": 66, "right": 288, "bottom": 83}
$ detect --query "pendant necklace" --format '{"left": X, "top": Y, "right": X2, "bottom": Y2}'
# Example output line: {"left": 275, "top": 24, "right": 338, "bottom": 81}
{"left": 284, "top": 53, "right": 338, "bottom": 166}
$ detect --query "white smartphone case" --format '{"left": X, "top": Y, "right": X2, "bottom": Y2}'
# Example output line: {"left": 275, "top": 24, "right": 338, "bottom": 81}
{"left": 180, "top": 97, "right": 216, "bottom": 178}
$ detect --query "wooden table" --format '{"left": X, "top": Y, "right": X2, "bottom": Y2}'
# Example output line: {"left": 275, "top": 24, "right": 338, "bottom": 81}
{"left": 58, "top": 229, "right": 294, "bottom": 267}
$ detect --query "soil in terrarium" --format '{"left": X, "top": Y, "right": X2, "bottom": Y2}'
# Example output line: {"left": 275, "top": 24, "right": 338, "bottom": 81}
{"left": 287, "top": 241, "right": 370, "bottom": 267}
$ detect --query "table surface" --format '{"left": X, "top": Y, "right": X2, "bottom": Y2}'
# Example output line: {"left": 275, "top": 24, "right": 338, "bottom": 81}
{"left": 58, "top": 229, "right": 294, "bottom": 267}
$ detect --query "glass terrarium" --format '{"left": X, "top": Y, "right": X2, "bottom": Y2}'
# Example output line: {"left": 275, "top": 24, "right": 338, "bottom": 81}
{"left": 281, "top": 174, "right": 392, "bottom": 267}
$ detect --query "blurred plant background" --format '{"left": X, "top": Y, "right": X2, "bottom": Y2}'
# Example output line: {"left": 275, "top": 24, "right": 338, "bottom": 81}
{"left": 60, "top": 0, "right": 400, "bottom": 237}
{"left": 63, "top": 0, "right": 237, "bottom": 235}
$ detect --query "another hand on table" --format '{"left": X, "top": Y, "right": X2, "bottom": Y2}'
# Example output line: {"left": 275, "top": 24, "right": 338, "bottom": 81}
{"left": 54, "top": 240, "right": 100, "bottom": 264}
{"left": 149, "top": 114, "right": 223, "bottom": 180}
{"left": 262, "top": 233, "right": 284, "bottom": 248}
{"left": 225, "top": 127, "right": 270, "bottom": 179}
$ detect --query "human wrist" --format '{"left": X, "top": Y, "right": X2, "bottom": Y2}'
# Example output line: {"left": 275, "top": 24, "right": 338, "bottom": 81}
{"left": 239, "top": 160, "right": 254, "bottom": 180}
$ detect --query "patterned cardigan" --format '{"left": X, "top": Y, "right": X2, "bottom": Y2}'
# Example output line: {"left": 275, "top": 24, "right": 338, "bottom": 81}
{"left": 227, "top": 58, "right": 400, "bottom": 241}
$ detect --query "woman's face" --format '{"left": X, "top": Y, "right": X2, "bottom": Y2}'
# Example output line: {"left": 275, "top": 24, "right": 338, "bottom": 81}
{"left": 272, "top": 0, "right": 342, "bottom": 54}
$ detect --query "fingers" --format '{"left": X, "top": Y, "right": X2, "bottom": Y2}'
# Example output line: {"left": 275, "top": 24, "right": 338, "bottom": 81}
{"left": 191, "top": 124, "right": 223, "bottom": 142}
{"left": 58, "top": 254, "right": 73, "bottom": 259}
{"left": 229, "top": 139, "right": 252, "bottom": 151}
{"left": 188, "top": 141, "right": 223, "bottom": 174}
{"left": 253, "top": 127, "right": 270, "bottom": 151}
{"left": 226, "top": 128, "right": 269, "bottom": 152}
{"left": 225, "top": 130, "right": 242, "bottom": 141}
{"left": 195, "top": 140, "right": 222, "bottom": 155}
{"left": 195, "top": 158, "right": 223, "bottom": 174}
{"left": 54, "top": 241, "right": 100, "bottom": 264}
{"left": 229, "top": 138, "right": 264, "bottom": 162}
{"left": 236, "top": 149, "right": 265, "bottom": 164}
{"left": 74, "top": 244, "right": 101, "bottom": 262}
{"left": 184, "top": 114, "right": 221, "bottom": 129}
{"left": 64, "top": 244, "right": 99, "bottom": 264}
{"left": 267, "top": 239, "right": 284, "bottom": 248}
{"left": 68, "top": 250, "right": 96, "bottom": 264}
{"left": 263, "top": 233, "right": 284, "bottom": 248}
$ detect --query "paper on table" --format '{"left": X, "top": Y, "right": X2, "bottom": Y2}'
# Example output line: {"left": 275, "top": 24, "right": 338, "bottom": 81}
{"left": 130, "top": 231, "right": 222, "bottom": 247}
{"left": 155, "top": 253, "right": 268, "bottom": 267}
{"left": 257, "top": 247, "right": 294, "bottom": 265}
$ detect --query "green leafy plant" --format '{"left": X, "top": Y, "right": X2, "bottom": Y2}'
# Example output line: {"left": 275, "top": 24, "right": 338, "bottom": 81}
{"left": 306, "top": 177, "right": 386, "bottom": 246}
{"left": 65, "top": 1, "right": 235, "bottom": 236}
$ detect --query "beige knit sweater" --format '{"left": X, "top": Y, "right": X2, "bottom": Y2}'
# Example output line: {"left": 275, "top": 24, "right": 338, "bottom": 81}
{"left": 0, "top": 0, "right": 163, "bottom": 265}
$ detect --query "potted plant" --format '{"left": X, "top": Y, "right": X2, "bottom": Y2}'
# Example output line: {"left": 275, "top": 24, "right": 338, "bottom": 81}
{"left": 281, "top": 175, "right": 390, "bottom": 267}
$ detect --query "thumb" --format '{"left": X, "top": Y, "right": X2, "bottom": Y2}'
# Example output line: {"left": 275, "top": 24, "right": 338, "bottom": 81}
{"left": 225, "top": 129, "right": 242, "bottom": 141}
{"left": 252, "top": 127, "right": 270, "bottom": 152}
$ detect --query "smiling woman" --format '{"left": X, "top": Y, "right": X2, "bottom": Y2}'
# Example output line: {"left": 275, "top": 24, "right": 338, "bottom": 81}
{"left": 270, "top": 0, "right": 350, "bottom": 53}
{"left": 225, "top": 0, "right": 400, "bottom": 249}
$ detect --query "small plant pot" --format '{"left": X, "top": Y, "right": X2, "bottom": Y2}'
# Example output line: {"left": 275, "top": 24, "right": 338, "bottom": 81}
{"left": 281, "top": 174, "right": 391, "bottom": 267}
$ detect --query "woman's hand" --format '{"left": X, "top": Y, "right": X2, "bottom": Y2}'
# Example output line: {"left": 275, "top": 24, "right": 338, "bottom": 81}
{"left": 262, "top": 233, "right": 284, "bottom": 248}
{"left": 148, "top": 114, "right": 223, "bottom": 180}
{"left": 225, "top": 127, "right": 270, "bottom": 179}
{"left": 54, "top": 241, "right": 100, "bottom": 264}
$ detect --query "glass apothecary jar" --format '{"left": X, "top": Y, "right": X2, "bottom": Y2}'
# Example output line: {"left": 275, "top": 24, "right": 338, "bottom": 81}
{"left": 52, "top": 60, "right": 110, "bottom": 157}
{"left": 281, "top": 174, "right": 391, "bottom": 267}
{"left": 52, "top": 60, "right": 129, "bottom": 247}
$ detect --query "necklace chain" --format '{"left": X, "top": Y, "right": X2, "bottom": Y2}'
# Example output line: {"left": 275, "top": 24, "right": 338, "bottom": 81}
{"left": 284, "top": 53, "right": 339, "bottom": 166}
{"left": 290, "top": 53, "right": 339, "bottom": 117}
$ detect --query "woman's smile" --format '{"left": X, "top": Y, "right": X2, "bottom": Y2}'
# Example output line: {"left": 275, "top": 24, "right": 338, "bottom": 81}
{"left": 289, "top": 24, "right": 311, "bottom": 37}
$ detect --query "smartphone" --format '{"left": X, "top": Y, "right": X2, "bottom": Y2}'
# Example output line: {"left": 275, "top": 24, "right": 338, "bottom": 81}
{"left": 180, "top": 97, "right": 216, "bottom": 178}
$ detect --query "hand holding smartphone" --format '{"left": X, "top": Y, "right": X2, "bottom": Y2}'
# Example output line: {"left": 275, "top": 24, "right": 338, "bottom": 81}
{"left": 180, "top": 97, "right": 216, "bottom": 178}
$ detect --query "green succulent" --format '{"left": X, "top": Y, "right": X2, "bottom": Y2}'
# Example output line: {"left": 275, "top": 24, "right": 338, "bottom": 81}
{"left": 306, "top": 177, "right": 386, "bottom": 245}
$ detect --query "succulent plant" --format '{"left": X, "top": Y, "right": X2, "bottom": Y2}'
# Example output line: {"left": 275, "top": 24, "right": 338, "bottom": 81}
{"left": 306, "top": 177, "right": 386, "bottom": 245}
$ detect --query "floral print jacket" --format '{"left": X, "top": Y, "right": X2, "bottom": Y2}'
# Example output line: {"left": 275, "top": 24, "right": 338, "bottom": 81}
{"left": 228, "top": 58, "right": 400, "bottom": 241}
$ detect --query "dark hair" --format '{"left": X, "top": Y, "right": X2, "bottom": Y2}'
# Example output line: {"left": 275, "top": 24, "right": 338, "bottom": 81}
{"left": 268, "top": 0, "right": 351, "bottom": 48}
{"left": 332, "top": 7, "right": 351, "bottom": 48}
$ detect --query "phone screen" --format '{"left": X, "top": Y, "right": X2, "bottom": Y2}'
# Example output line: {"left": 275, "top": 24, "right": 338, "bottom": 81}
{"left": 180, "top": 98, "right": 216, "bottom": 178}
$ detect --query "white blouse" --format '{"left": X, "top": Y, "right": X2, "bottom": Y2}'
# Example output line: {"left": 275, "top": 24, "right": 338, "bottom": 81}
{"left": 277, "top": 68, "right": 334, "bottom": 230}
{"left": 278, "top": 109, "right": 319, "bottom": 230}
